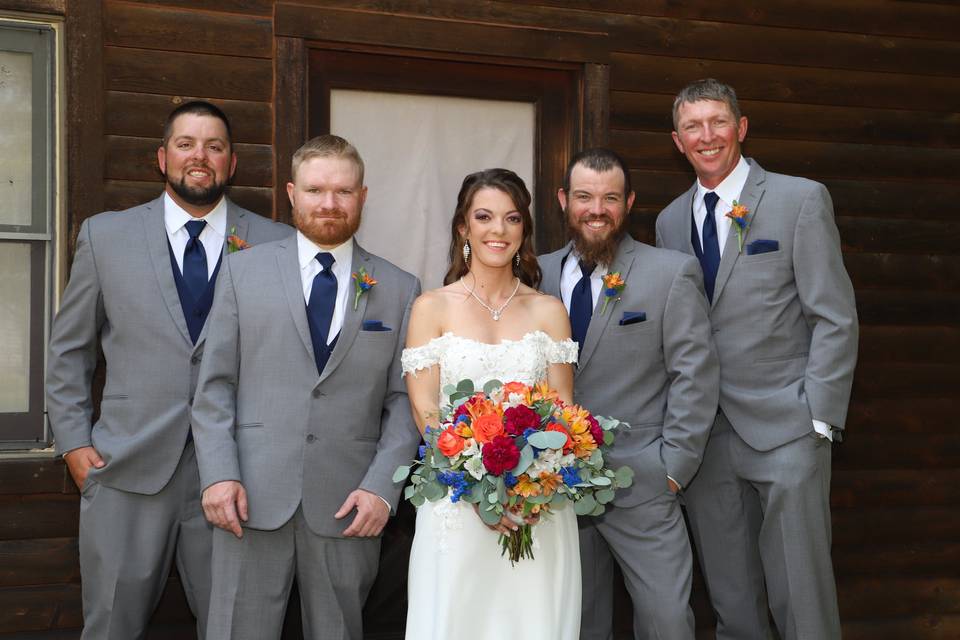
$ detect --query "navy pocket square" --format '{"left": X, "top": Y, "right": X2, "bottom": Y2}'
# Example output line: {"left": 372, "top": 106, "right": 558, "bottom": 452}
{"left": 361, "top": 320, "right": 391, "bottom": 332}
{"left": 746, "top": 239, "right": 779, "bottom": 255}
{"left": 619, "top": 311, "right": 646, "bottom": 326}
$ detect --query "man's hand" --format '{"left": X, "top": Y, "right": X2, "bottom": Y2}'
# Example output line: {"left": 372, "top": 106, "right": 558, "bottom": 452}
{"left": 202, "top": 481, "right": 248, "bottom": 538}
{"left": 335, "top": 489, "right": 389, "bottom": 537}
{"left": 63, "top": 446, "right": 105, "bottom": 489}
{"left": 667, "top": 477, "right": 681, "bottom": 494}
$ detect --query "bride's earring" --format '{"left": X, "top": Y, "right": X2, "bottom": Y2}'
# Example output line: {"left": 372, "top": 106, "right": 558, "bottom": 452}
{"left": 514, "top": 252, "right": 521, "bottom": 267}
{"left": 463, "top": 240, "right": 471, "bottom": 264}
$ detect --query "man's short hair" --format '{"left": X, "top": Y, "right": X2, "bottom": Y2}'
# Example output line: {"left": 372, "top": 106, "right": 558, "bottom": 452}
{"left": 291, "top": 135, "right": 365, "bottom": 184}
{"left": 162, "top": 100, "right": 233, "bottom": 147}
{"left": 672, "top": 78, "right": 742, "bottom": 130}
{"left": 562, "top": 147, "right": 632, "bottom": 198}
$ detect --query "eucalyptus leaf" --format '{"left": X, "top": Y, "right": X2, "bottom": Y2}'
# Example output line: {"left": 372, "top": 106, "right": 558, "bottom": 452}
{"left": 604, "top": 431, "right": 615, "bottom": 446}
{"left": 511, "top": 444, "right": 534, "bottom": 475}
{"left": 590, "top": 504, "right": 606, "bottom": 517}
{"left": 589, "top": 449, "right": 604, "bottom": 467}
{"left": 590, "top": 476, "right": 612, "bottom": 486}
{"left": 410, "top": 494, "right": 425, "bottom": 507}
{"left": 422, "top": 481, "right": 445, "bottom": 502}
{"left": 456, "top": 379, "right": 475, "bottom": 394}
{"left": 595, "top": 488, "right": 616, "bottom": 504}
{"left": 448, "top": 392, "right": 467, "bottom": 404}
{"left": 403, "top": 485, "right": 416, "bottom": 499}
{"left": 442, "top": 384, "right": 458, "bottom": 397}
{"left": 483, "top": 379, "right": 503, "bottom": 394}
{"left": 487, "top": 492, "right": 499, "bottom": 504}
{"left": 552, "top": 493, "right": 569, "bottom": 508}
{"left": 573, "top": 494, "right": 597, "bottom": 516}
{"left": 615, "top": 466, "right": 635, "bottom": 487}
{"left": 479, "top": 506, "right": 501, "bottom": 525}
{"left": 496, "top": 477, "right": 507, "bottom": 504}
{"left": 525, "top": 493, "right": 550, "bottom": 505}
{"left": 527, "top": 430, "right": 568, "bottom": 450}
{"left": 392, "top": 466, "right": 410, "bottom": 483}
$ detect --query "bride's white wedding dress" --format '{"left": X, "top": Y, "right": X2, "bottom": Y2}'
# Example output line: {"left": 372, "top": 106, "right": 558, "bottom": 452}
{"left": 402, "top": 331, "right": 581, "bottom": 640}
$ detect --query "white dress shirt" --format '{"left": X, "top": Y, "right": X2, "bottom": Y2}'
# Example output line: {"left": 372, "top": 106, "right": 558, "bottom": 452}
{"left": 559, "top": 250, "right": 608, "bottom": 313}
{"left": 164, "top": 193, "right": 227, "bottom": 279}
{"left": 297, "top": 231, "right": 353, "bottom": 345}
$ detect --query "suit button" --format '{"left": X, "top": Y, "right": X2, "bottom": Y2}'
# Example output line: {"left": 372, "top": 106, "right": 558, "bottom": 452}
{"left": 306, "top": 434, "right": 316, "bottom": 443}
{"left": 312, "top": 389, "right": 323, "bottom": 398}
{"left": 190, "top": 356, "right": 200, "bottom": 365}
{"left": 188, "top": 396, "right": 194, "bottom": 406}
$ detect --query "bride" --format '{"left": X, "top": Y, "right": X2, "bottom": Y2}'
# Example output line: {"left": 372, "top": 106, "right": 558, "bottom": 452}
{"left": 402, "top": 169, "right": 580, "bottom": 639}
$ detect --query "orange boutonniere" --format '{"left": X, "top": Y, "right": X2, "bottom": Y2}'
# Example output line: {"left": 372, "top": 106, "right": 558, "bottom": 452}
{"left": 599, "top": 272, "right": 626, "bottom": 315}
{"left": 226, "top": 226, "right": 250, "bottom": 253}
{"left": 725, "top": 201, "right": 750, "bottom": 253}
{"left": 351, "top": 268, "right": 377, "bottom": 309}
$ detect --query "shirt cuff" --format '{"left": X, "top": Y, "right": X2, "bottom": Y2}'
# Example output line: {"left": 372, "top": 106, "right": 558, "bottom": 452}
{"left": 812, "top": 419, "right": 833, "bottom": 441}
{"left": 377, "top": 495, "right": 391, "bottom": 510}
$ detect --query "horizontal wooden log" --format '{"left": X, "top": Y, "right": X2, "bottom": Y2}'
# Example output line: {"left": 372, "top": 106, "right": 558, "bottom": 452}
{"left": 610, "top": 52, "right": 960, "bottom": 113}
{"left": 275, "top": 4, "right": 611, "bottom": 64}
{"left": 0, "top": 0, "right": 64, "bottom": 13}
{"left": 104, "top": 46, "right": 272, "bottom": 101}
{"left": 846, "top": 397, "right": 957, "bottom": 435}
{"left": 611, "top": 91, "right": 960, "bottom": 149}
{"left": 104, "top": 135, "right": 272, "bottom": 188}
{"left": 104, "top": 2, "right": 272, "bottom": 58}
{"left": 0, "top": 459, "right": 73, "bottom": 496}
{"left": 838, "top": 576, "right": 960, "bottom": 619}
{"left": 119, "top": 0, "right": 272, "bottom": 15}
{"left": 0, "top": 538, "right": 79, "bottom": 588}
{"left": 844, "top": 253, "right": 960, "bottom": 292}
{"left": 838, "top": 216, "right": 960, "bottom": 256}
{"left": 843, "top": 615, "right": 960, "bottom": 640}
{"left": 106, "top": 92, "right": 272, "bottom": 145}
{"left": 103, "top": 180, "right": 274, "bottom": 218}
{"left": 0, "top": 495, "right": 78, "bottom": 541}
{"left": 852, "top": 363, "right": 957, "bottom": 398}
{"left": 509, "top": 0, "right": 960, "bottom": 42}
{"left": 834, "top": 542, "right": 960, "bottom": 577}
{"left": 832, "top": 470, "right": 960, "bottom": 508}
{"left": 614, "top": 130, "right": 960, "bottom": 184}
{"left": 833, "top": 433, "right": 960, "bottom": 470}
{"left": 833, "top": 506, "right": 959, "bottom": 545}
{"left": 858, "top": 326, "right": 960, "bottom": 363}
{"left": 0, "top": 584, "right": 82, "bottom": 633}
{"left": 855, "top": 290, "right": 960, "bottom": 326}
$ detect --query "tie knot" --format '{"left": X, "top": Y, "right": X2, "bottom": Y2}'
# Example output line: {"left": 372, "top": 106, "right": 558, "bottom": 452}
{"left": 185, "top": 219, "right": 206, "bottom": 240}
{"left": 578, "top": 260, "right": 595, "bottom": 278}
{"left": 703, "top": 191, "right": 720, "bottom": 213}
{"left": 316, "top": 252, "right": 335, "bottom": 271}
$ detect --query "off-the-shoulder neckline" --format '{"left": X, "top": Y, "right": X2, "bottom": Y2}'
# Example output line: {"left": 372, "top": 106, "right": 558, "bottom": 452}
{"left": 407, "top": 330, "right": 573, "bottom": 349}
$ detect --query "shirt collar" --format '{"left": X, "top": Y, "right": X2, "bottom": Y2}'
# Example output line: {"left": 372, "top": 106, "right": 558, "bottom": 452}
{"left": 563, "top": 246, "right": 608, "bottom": 277}
{"left": 163, "top": 192, "right": 228, "bottom": 236}
{"left": 297, "top": 230, "right": 354, "bottom": 272}
{"left": 696, "top": 155, "right": 751, "bottom": 208}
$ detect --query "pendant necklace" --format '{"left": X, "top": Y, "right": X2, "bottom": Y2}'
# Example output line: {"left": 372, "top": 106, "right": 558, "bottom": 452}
{"left": 460, "top": 276, "right": 521, "bottom": 321}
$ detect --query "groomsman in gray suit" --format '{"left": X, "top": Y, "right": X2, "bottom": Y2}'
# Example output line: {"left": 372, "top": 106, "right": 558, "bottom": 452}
{"left": 540, "top": 148, "right": 719, "bottom": 639}
{"left": 657, "top": 79, "right": 858, "bottom": 639}
{"left": 45, "top": 101, "right": 291, "bottom": 639}
{"left": 192, "top": 134, "right": 421, "bottom": 640}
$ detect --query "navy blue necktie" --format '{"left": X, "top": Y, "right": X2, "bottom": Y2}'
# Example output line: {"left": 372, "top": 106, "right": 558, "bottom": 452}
{"left": 700, "top": 192, "right": 721, "bottom": 302}
{"left": 307, "top": 252, "right": 337, "bottom": 375}
{"left": 569, "top": 259, "right": 595, "bottom": 353}
{"left": 182, "top": 220, "right": 208, "bottom": 300}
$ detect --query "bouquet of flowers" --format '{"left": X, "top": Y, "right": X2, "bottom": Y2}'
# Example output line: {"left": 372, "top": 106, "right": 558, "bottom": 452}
{"left": 394, "top": 379, "right": 633, "bottom": 564}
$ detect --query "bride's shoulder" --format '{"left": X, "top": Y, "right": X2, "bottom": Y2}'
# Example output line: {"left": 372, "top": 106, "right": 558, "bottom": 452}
{"left": 413, "top": 284, "right": 463, "bottom": 312}
{"left": 518, "top": 286, "right": 566, "bottom": 316}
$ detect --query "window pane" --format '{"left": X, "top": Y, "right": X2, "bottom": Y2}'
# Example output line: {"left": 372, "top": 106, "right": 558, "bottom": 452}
{"left": 0, "top": 243, "right": 31, "bottom": 412}
{"left": 0, "top": 51, "right": 32, "bottom": 228}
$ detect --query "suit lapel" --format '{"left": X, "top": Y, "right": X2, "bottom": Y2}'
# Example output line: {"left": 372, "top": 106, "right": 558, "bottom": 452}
{"left": 142, "top": 196, "right": 192, "bottom": 345}
{"left": 712, "top": 160, "right": 766, "bottom": 307}
{"left": 317, "top": 240, "right": 370, "bottom": 385}
{"left": 540, "top": 243, "right": 569, "bottom": 299}
{"left": 577, "top": 236, "right": 637, "bottom": 374}
{"left": 678, "top": 183, "right": 697, "bottom": 256}
{"left": 194, "top": 200, "right": 243, "bottom": 350}
{"left": 277, "top": 237, "right": 317, "bottom": 362}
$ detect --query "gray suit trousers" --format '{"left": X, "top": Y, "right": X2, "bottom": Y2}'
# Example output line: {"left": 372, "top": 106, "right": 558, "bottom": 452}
{"left": 207, "top": 506, "right": 381, "bottom": 640}
{"left": 579, "top": 491, "right": 696, "bottom": 640}
{"left": 684, "top": 414, "right": 840, "bottom": 640}
{"left": 78, "top": 443, "right": 211, "bottom": 640}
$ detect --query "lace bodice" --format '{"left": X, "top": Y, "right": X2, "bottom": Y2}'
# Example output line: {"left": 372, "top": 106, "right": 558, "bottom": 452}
{"left": 402, "top": 331, "right": 577, "bottom": 401}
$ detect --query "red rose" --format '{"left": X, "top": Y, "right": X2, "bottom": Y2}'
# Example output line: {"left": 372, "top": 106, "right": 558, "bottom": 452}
{"left": 587, "top": 415, "right": 604, "bottom": 446}
{"left": 482, "top": 435, "right": 521, "bottom": 476}
{"left": 503, "top": 405, "right": 541, "bottom": 436}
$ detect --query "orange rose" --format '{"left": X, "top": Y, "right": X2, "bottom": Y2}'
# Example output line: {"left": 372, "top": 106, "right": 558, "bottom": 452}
{"left": 472, "top": 413, "right": 505, "bottom": 444}
{"left": 502, "top": 381, "right": 531, "bottom": 404}
{"left": 545, "top": 422, "right": 574, "bottom": 453}
{"left": 437, "top": 427, "right": 466, "bottom": 457}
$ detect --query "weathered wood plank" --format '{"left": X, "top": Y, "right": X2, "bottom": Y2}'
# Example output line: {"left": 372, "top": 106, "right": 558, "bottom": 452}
{"left": 0, "top": 0, "right": 64, "bottom": 13}
{"left": 846, "top": 397, "right": 957, "bottom": 435}
{"left": 855, "top": 289, "right": 960, "bottom": 326}
{"left": 858, "top": 326, "right": 960, "bottom": 363}
{"left": 834, "top": 543, "right": 960, "bottom": 577}
{"left": 119, "top": 0, "right": 272, "bottom": 14}
{"left": 273, "top": 36, "right": 307, "bottom": 224}
{"left": 832, "top": 507, "right": 960, "bottom": 546}
{"left": 103, "top": 180, "right": 274, "bottom": 218}
{"left": 832, "top": 470, "right": 960, "bottom": 508}
{"left": 0, "top": 495, "right": 79, "bottom": 541}
{"left": 0, "top": 584, "right": 82, "bottom": 632}
{"left": 833, "top": 433, "right": 960, "bottom": 470}
{"left": 103, "top": 1, "right": 272, "bottom": 58}
{"left": 104, "top": 135, "right": 273, "bottom": 188}
{"left": 610, "top": 52, "right": 960, "bottom": 113}
{"left": 0, "top": 459, "right": 73, "bottom": 496}
{"left": 838, "top": 216, "right": 960, "bottom": 256}
{"left": 275, "top": 4, "right": 611, "bottom": 64}
{"left": 611, "top": 91, "right": 960, "bottom": 149}
{"left": 104, "top": 46, "right": 272, "bottom": 101}
{"left": 838, "top": 576, "right": 960, "bottom": 619}
{"left": 106, "top": 92, "right": 272, "bottom": 145}
{"left": 842, "top": 615, "right": 960, "bottom": 640}
{"left": 843, "top": 254, "right": 960, "bottom": 292}
{"left": 0, "top": 538, "right": 79, "bottom": 588}
{"left": 852, "top": 363, "right": 958, "bottom": 398}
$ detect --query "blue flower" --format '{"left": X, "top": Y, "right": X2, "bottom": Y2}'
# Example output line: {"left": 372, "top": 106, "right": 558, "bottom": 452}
{"left": 605, "top": 287, "right": 618, "bottom": 296}
{"left": 522, "top": 427, "right": 538, "bottom": 439}
{"left": 504, "top": 472, "right": 518, "bottom": 488}
{"left": 417, "top": 445, "right": 427, "bottom": 460}
{"left": 456, "top": 414, "right": 470, "bottom": 424}
{"left": 560, "top": 466, "right": 581, "bottom": 487}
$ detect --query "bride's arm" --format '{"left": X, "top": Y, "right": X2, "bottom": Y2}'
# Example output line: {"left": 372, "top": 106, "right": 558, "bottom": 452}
{"left": 539, "top": 295, "right": 575, "bottom": 405}
{"left": 404, "top": 294, "right": 442, "bottom": 436}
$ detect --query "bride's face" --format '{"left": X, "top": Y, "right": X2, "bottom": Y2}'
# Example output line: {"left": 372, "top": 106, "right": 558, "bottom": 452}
{"left": 461, "top": 187, "right": 524, "bottom": 270}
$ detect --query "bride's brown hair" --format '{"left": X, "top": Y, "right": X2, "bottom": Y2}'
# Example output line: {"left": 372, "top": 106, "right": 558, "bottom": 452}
{"left": 443, "top": 169, "right": 542, "bottom": 288}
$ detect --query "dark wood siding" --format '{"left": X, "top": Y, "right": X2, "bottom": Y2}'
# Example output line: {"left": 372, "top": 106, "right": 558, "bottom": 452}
{"left": 1, "top": 0, "right": 956, "bottom": 637}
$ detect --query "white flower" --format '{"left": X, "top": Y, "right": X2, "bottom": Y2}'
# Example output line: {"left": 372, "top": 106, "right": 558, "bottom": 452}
{"left": 464, "top": 454, "right": 484, "bottom": 480}
{"left": 527, "top": 448, "right": 563, "bottom": 477}
{"left": 503, "top": 392, "right": 527, "bottom": 409}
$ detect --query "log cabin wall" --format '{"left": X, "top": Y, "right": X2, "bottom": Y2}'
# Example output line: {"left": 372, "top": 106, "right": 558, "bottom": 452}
{"left": 0, "top": 0, "right": 956, "bottom": 637}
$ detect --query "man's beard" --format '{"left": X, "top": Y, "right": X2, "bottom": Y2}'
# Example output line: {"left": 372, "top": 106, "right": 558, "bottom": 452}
{"left": 294, "top": 207, "right": 361, "bottom": 247}
{"left": 566, "top": 210, "right": 626, "bottom": 267}
{"left": 167, "top": 171, "right": 227, "bottom": 207}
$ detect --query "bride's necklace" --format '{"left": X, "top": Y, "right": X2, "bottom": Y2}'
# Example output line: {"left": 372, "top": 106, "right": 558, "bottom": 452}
{"left": 460, "top": 276, "right": 521, "bottom": 321}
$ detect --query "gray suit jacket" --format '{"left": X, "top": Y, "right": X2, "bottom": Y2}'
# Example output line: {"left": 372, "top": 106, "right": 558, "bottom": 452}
{"left": 190, "top": 236, "right": 421, "bottom": 536}
{"left": 656, "top": 159, "right": 858, "bottom": 451}
{"left": 539, "top": 235, "right": 719, "bottom": 506}
{"left": 45, "top": 196, "right": 292, "bottom": 494}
